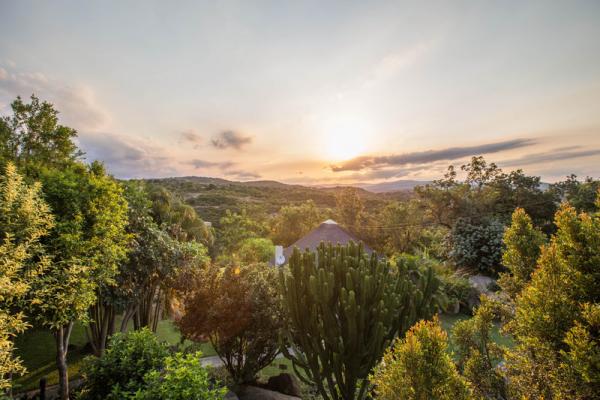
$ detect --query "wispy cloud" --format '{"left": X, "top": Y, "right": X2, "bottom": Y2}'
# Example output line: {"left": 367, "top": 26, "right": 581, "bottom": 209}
{"left": 331, "top": 138, "right": 536, "bottom": 172}
{"left": 180, "top": 129, "right": 203, "bottom": 148}
{"left": 211, "top": 130, "right": 253, "bottom": 150}
{"left": 500, "top": 146, "right": 600, "bottom": 167}
{"left": 187, "top": 159, "right": 235, "bottom": 170}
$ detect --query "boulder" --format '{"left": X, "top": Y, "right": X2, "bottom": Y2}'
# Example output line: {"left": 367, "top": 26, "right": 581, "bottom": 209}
{"left": 237, "top": 385, "right": 301, "bottom": 400}
{"left": 266, "top": 373, "right": 302, "bottom": 397}
{"left": 224, "top": 390, "right": 240, "bottom": 400}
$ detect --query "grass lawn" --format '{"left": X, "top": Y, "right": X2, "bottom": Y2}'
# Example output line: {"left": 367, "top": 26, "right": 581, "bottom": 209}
{"left": 13, "top": 318, "right": 215, "bottom": 393}
{"left": 439, "top": 312, "right": 514, "bottom": 355}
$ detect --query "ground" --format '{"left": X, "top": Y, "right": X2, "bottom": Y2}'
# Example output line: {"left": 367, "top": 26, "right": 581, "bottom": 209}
{"left": 13, "top": 313, "right": 512, "bottom": 393}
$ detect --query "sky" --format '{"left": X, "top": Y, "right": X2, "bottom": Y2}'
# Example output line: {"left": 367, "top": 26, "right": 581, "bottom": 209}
{"left": 1, "top": 0, "right": 600, "bottom": 184}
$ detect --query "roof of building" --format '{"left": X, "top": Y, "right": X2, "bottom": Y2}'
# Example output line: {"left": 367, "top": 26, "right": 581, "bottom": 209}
{"left": 281, "top": 219, "right": 374, "bottom": 262}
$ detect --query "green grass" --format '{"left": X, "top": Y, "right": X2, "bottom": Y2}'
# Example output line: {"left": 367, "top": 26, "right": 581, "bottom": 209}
{"left": 439, "top": 312, "right": 514, "bottom": 355}
{"left": 12, "top": 318, "right": 215, "bottom": 392}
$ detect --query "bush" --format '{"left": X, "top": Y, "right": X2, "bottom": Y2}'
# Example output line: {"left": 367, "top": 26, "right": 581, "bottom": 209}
{"left": 370, "top": 317, "right": 471, "bottom": 400}
{"left": 448, "top": 218, "right": 505, "bottom": 275}
{"left": 176, "top": 263, "right": 283, "bottom": 384}
{"left": 134, "top": 352, "right": 227, "bottom": 400}
{"left": 78, "top": 328, "right": 169, "bottom": 400}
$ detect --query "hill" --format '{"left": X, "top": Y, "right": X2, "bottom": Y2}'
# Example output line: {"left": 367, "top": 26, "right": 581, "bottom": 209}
{"left": 143, "top": 176, "right": 412, "bottom": 225}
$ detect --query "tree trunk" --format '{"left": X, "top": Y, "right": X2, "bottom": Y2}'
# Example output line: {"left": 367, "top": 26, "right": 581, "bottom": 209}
{"left": 87, "top": 300, "right": 116, "bottom": 356}
{"left": 55, "top": 322, "right": 73, "bottom": 400}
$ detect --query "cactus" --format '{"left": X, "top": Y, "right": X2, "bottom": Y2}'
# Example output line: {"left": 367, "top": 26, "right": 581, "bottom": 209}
{"left": 279, "top": 241, "right": 442, "bottom": 400}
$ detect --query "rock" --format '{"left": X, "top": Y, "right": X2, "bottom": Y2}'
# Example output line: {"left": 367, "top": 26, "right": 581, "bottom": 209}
{"left": 266, "top": 373, "right": 302, "bottom": 397}
{"left": 237, "top": 385, "right": 301, "bottom": 400}
{"left": 224, "top": 390, "right": 240, "bottom": 400}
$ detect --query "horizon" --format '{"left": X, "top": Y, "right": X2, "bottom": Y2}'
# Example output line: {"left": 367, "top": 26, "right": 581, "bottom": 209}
{"left": 1, "top": 1, "right": 600, "bottom": 184}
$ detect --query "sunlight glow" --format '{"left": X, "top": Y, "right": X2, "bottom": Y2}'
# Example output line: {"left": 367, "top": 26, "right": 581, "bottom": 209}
{"left": 319, "top": 115, "right": 371, "bottom": 161}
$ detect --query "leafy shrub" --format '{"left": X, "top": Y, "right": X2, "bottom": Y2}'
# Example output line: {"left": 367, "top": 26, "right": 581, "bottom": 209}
{"left": 134, "top": 352, "right": 227, "bottom": 400}
{"left": 448, "top": 218, "right": 505, "bottom": 275}
{"left": 176, "top": 263, "right": 283, "bottom": 384}
{"left": 370, "top": 317, "right": 471, "bottom": 400}
{"left": 78, "top": 328, "right": 169, "bottom": 400}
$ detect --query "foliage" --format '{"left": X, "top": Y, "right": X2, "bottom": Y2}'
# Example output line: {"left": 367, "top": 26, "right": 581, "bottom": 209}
{"left": 270, "top": 200, "right": 323, "bottom": 246}
{"left": 498, "top": 208, "right": 545, "bottom": 300}
{"left": 217, "top": 209, "right": 267, "bottom": 254}
{"left": 177, "top": 263, "right": 283, "bottom": 384}
{"left": 133, "top": 352, "right": 227, "bottom": 400}
{"left": 452, "top": 296, "right": 507, "bottom": 399}
{"left": 370, "top": 317, "right": 470, "bottom": 400}
{"left": 0, "top": 95, "right": 81, "bottom": 172}
{"left": 0, "top": 163, "right": 53, "bottom": 390}
{"left": 552, "top": 174, "right": 600, "bottom": 213}
{"left": 448, "top": 217, "right": 505, "bottom": 275}
{"left": 280, "top": 242, "right": 443, "bottom": 400}
{"left": 504, "top": 199, "right": 600, "bottom": 399}
{"left": 376, "top": 200, "right": 429, "bottom": 255}
{"left": 78, "top": 328, "right": 169, "bottom": 400}
{"left": 237, "top": 237, "right": 275, "bottom": 263}
{"left": 335, "top": 188, "right": 365, "bottom": 233}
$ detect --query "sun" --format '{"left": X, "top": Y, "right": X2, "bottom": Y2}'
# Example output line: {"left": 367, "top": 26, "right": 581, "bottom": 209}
{"left": 319, "top": 115, "right": 370, "bottom": 161}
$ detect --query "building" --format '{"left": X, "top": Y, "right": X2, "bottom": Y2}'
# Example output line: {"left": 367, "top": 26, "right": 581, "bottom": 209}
{"left": 272, "top": 219, "right": 374, "bottom": 266}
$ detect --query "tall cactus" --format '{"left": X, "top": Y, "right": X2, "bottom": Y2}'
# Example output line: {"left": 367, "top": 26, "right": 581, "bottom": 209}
{"left": 279, "top": 241, "right": 442, "bottom": 400}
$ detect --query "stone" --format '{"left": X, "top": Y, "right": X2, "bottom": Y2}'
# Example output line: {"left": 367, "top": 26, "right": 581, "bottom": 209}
{"left": 266, "top": 373, "right": 302, "bottom": 397}
{"left": 237, "top": 385, "right": 301, "bottom": 400}
{"left": 224, "top": 390, "right": 240, "bottom": 400}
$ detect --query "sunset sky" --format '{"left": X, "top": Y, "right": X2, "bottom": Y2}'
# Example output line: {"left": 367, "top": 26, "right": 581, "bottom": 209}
{"left": 1, "top": 1, "right": 600, "bottom": 184}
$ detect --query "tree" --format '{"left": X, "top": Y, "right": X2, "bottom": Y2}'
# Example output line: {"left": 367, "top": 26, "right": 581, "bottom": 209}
{"left": 30, "top": 162, "right": 129, "bottom": 399}
{"left": 280, "top": 242, "right": 443, "bottom": 400}
{"left": 552, "top": 174, "right": 600, "bottom": 213}
{"left": 452, "top": 296, "right": 507, "bottom": 399}
{"left": 177, "top": 263, "right": 283, "bottom": 384}
{"left": 0, "top": 95, "right": 81, "bottom": 172}
{"left": 504, "top": 199, "right": 600, "bottom": 399}
{"left": 237, "top": 237, "right": 274, "bottom": 263}
{"left": 498, "top": 208, "right": 545, "bottom": 300}
{"left": 270, "top": 200, "right": 323, "bottom": 247}
{"left": 217, "top": 209, "right": 266, "bottom": 254}
{"left": 0, "top": 163, "right": 53, "bottom": 390}
{"left": 335, "top": 188, "right": 365, "bottom": 233}
{"left": 370, "top": 318, "right": 470, "bottom": 400}
{"left": 376, "top": 200, "right": 428, "bottom": 255}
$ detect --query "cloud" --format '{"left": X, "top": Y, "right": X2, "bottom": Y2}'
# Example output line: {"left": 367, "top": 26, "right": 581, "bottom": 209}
{"left": 211, "top": 130, "right": 253, "bottom": 150}
{"left": 187, "top": 159, "right": 235, "bottom": 170}
{"left": 0, "top": 64, "right": 109, "bottom": 131}
{"left": 331, "top": 138, "right": 536, "bottom": 172}
{"left": 78, "top": 132, "right": 177, "bottom": 179}
{"left": 180, "top": 129, "right": 203, "bottom": 148}
{"left": 500, "top": 147, "right": 600, "bottom": 167}
{"left": 226, "top": 170, "right": 261, "bottom": 180}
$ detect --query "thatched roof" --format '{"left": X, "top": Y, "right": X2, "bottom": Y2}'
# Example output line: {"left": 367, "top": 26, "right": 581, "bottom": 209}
{"left": 281, "top": 219, "right": 374, "bottom": 263}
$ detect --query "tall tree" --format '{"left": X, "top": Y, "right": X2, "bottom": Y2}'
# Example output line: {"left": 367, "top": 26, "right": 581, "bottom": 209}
{"left": 335, "top": 188, "right": 365, "bottom": 233}
{"left": 0, "top": 163, "right": 53, "bottom": 391}
{"left": 0, "top": 95, "right": 81, "bottom": 172}
{"left": 270, "top": 200, "right": 323, "bottom": 247}
{"left": 504, "top": 199, "right": 600, "bottom": 399}
{"left": 498, "top": 208, "right": 545, "bottom": 300}
{"left": 30, "top": 161, "right": 129, "bottom": 399}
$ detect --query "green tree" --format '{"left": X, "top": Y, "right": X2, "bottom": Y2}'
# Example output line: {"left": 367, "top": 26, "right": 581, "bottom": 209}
{"left": 218, "top": 209, "right": 266, "bottom": 254}
{"left": 448, "top": 217, "right": 505, "bottom": 275}
{"left": 504, "top": 200, "right": 600, "bottom": 399}
{"left": 237, "top": 237, "right": 274, "bottom": 263}
{"left": 30, "top": 162, "right": 129, "bottom": 399}
{"left": 177, "top": 263, "right": 283, "bottom": 384}
{"left": 270, "top": 200, "right": 323, "bottom": 247}
{"left": 335, "top": 188, "right": 365, "bottom": 233}
{"left": 552, "top": 174, "right": 600, "bottom": 213}
{"left": 0, "top": 95, "right": 81, "bottom": 172}
{"left": 498, "top": 208, "right": 545, "bottom": 300}
{"left": 280, "top": 242, "right": 443, "bottom": 400}
{"left": 370, "top": 318, "right": 470, "bottom": 400}
{"left": 452, "top": 296, "right": 506, "bottom": 399}
{"left": 0, "top": 163, "right": 53, "bottom": 390}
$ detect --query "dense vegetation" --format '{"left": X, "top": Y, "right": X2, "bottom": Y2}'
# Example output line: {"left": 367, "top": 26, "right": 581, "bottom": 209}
{"left": 1, "top": 94, "right": 599, "bottom": 399}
